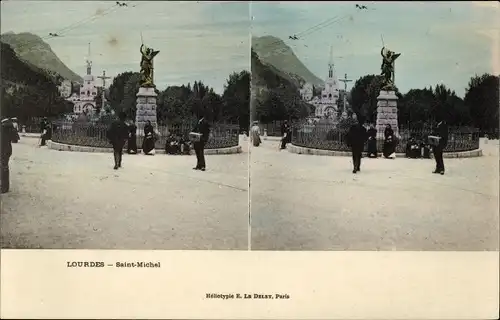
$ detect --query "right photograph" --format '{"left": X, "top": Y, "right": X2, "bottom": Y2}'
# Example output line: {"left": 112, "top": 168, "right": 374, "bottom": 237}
{"left": 249, "top": 2, "right": 499, "bottom": 250}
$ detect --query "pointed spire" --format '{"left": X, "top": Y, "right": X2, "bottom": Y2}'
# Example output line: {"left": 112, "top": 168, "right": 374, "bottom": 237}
{"left": 328, "top": 45, "right": 334, "bottom": 79}
{"left": 86, "top": 42, "right": 92, "bottom": 75}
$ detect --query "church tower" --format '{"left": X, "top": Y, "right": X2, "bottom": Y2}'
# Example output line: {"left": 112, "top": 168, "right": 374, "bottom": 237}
{"left": 73, "top": 43, "right": 98, "bottom": 115}
{"left": 328, "top": 46, "right": 334, "bottom": 79}
{"left": 317, "top": 45, "right": 340, "bottom": 119}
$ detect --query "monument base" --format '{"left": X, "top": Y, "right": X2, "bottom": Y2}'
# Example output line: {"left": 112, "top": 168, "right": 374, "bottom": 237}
{"left": 135, "top": 87, "right": 158, "bottom": 135}
{"left": 375, "top": 90, "right": 399, "bottom": 138}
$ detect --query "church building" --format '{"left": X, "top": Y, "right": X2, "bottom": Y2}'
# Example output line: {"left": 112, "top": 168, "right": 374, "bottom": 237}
{"left": 67, "top": 44, "right": 98, "bottom": 115}
{"left": 299, "top": 47, "right": 340, "bottom": 120}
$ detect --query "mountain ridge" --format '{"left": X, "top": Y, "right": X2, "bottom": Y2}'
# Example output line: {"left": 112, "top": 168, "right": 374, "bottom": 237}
{"left": 1, "top": 32, "right": 82, "bottom": 83}
{"left": 252, "top": 35, "right": 324, "bottom": 88}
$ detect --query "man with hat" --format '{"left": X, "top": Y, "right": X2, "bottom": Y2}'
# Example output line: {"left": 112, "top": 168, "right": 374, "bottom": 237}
{"left": 40, "top": 117, "right": 49, "bottom": 146}
{"left": 107, "top": 111, "right": 129, "bottom": 170}
{"left": 431, "top": 113, "right": 449, "bottom": 175}
{"left": 1, "top": 118, "right": 15, "bottom": 193}
{"left": 346, "top": 113, "right": 368, "bottom": 174}
{"left": 191, "top": 112, "right": 210, "bottom": 171}
{"left": 10, "top": 117, "right": 19, "bottom": 143}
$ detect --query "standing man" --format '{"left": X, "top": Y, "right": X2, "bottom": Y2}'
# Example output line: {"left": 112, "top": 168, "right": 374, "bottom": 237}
{"left": 280, "top": 120, "right": 291, "bottom": 150}
{"left": 432, "top": 115, "right": 449, "bottom": 175}
{"left": 366, "top": 123, "right": 377, "bottom": 158}
{"left": 192, "top": 114, "right": 210, "bottom": 171}
{"left": 107, "top": 111, "right": 129, "bottom": 170}
{"left": 40, "top": 117, "right": 48, "bottom": 146}
{"left": 1, "top": 118, "right": 15, "bottom": 193}
{"left": 346, "top": 114, "right": 368, "bottom": 174}
{"left": 10, "top": 117, "right": 20, "bottom": 143}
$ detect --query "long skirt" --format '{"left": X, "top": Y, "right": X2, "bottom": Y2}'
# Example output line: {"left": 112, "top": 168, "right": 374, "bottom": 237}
{"left": 383, "top": 140, "right": 396, "bottom": 158}
{"left": 142, "top": 136, "right": 155, "bottom": 154}
{"left": 252, "top": 135, "right": 261, "bottom": 147}
{"left": 367, "top": 138, "right": 377, "bottom": 157}
{"left": 127, "top": 136, "right": 138, "bottom": 154}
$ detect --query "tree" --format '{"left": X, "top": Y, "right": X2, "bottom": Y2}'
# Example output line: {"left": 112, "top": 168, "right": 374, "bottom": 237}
{"left": 120, "top": 73, "right": 141, "bottom": 119}
{"left": 95, "top": 86, "right": 103, "bottom": 114}
{"left": 157, "top": 85, "right": 192, "bottom": 123}
{"left": 464, "top": 73, "right": 499, "bottom": 133}
{"left": 350, "top": 74, "right": 377, "bottom": 117}
{"left": 107, "top": 72, "right": 140, "bottom": 114}
{"left": 222, "top": 70, "right": 250, "bottom": 128}
{"left": 400, "top": 87, "right": 435, "bottom": 128}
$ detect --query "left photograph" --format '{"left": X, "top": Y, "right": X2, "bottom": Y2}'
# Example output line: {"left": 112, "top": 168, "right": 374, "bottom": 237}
{"left": 1, "top": 1, "right": 250, "bottom": 249}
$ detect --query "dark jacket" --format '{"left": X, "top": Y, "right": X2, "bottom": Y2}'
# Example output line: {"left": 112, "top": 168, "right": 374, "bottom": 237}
{"left": 384, "top": 127, "right": 394, "bottom": 140}
{"left": 347, "top": 124, "right": 368, "bottom": 149}
{"left": 193, "top": 118, "right": 210, "bottom": 143}
{"left": 107, "top": 120, "right": 129, "bottom": 146}
{"left": 367, "top": 128, "right": 377, "bottom": 140}
{"left": 1, "top": 121, "right": 15, "bottom": 158}
{"left": 281, "top": 123, "right": 291, "bottom": 136}
{"left": 434, "top": 121, "right": 449, "bottom": 148}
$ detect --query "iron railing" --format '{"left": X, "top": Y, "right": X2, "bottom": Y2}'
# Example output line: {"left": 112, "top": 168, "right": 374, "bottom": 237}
{"left": 291, "top": 123, "right": 480, "bottom": 153}
{"left": 51, "top": 121, "right": 240, "bottom": 149}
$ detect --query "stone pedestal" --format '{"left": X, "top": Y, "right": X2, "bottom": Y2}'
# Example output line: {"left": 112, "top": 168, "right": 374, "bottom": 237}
{"left": 375, "top": 90, "right": 399, "bottom": 138}
{"left": 135, "top": 87, "right": 158, "bottom": 135}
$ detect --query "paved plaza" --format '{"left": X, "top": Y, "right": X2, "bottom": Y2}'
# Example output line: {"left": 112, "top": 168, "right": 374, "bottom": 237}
{"left": 250, "top": 138, "right": 499, "bottom": 251}
{"left": 2, "top": 136, "right": 498, "bottom": 251}
{"left": 1, "top": 137, "right": 249, "bottom": 250}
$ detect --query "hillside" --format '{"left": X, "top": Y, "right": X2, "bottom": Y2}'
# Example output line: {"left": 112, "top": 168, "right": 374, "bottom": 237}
{"left": 251, "top": 49, "right": 313, "bottom": 121}
{"left": 1, "top": 42, "right": 55, "bottom": 89}
{"left": 252, "top": 35, "right": 324, "bottom": 87}
{"left": 1, "top": 42, "right": 72, "bottom": 119}
{"left": 1, "top": 32, "right": 82, "bottom": 83}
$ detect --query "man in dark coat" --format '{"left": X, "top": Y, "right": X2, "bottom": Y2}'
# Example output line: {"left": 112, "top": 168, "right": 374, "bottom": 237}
{"left": 432, "top": 116, "right": 449, "bottom": 175}
{"left": 192, "top": 114, "right": 210, "bottom": 171}
{"left": 126, "top": 121, "right": 138, "bottom": 154}
{"left": 1, "top": 118, "right": 15, "bottom": 193}
{"left": 40, "top": 117, "right": 49, "bottom": 146}
{"left": 346, "top": 114, "right": 368, "bottom": 174}
{"left": 107, "top": 112, "right": 129, "bottom": 170}
{"left": 280, "top": 120, "right": 292, "bottom": 150}
{"left": 366, "top": 123, "right": 378, "bottom": 158}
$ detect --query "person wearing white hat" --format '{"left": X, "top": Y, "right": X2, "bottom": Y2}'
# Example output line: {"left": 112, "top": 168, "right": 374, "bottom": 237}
{"left": 10, "top": 117, "right": 19, "bottom": 143}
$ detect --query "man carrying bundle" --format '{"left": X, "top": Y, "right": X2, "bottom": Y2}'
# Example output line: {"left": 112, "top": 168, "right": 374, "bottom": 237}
{"left": 429, "top": 114, "right": 449, "bottom": 175}
{"left": 190, "top": 113, "right": 210, "bottom": 171}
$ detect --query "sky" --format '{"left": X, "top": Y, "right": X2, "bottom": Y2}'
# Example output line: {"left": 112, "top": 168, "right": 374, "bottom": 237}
{"left": 251, "top": 1, "right": 500, "bottom": 97}
{"left": 1, "top": 1, "right": 250, "bottom": 94}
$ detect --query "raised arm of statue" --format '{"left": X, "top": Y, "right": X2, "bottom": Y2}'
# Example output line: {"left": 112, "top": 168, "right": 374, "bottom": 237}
{"left": 140, "top": 44, "right": 145, "bottom": 55}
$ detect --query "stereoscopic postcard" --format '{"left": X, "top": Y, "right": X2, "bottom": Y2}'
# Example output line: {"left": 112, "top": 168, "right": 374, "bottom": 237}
{"left": 1, "top": 1, "right": 498, "bottom": 319}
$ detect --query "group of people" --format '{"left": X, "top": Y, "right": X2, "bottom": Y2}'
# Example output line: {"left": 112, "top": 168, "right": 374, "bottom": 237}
{"left": 405, "top": 136, "right": 432, "bottom": 159}
{"left": 366, "top": 123, "right": 398, "bottom": 159}
{"left": 121, "top": 120, "right": 157, "bottom": 156}
{"left": 249, "top": 120, "right": 292, "bottom": 150}
{"left": 347, "top": 114, "right": 449, "bottom": 175}
{"left": 106, "top": 112, "right": 210, "bottom": 171}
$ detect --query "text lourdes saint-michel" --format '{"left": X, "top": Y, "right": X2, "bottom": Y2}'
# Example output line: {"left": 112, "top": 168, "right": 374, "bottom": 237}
{"left": 206, "top": 293, "right": 290, "bottom": 300}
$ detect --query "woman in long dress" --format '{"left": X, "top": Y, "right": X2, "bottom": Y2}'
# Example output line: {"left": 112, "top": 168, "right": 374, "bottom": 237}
{"left": 383, "top": 124, "right": 396, "bottom": 159}
{"left": 127, "top": 122, "right": 138, "bottom": 154}
{"left": 250, "top": 121, "right": 261, "bottom": 147}
{"left": 142, "top": 120, "right": 156, "bottom": 155}
{"left": 366, "top": 124, "right": 377, "bottom": 158}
